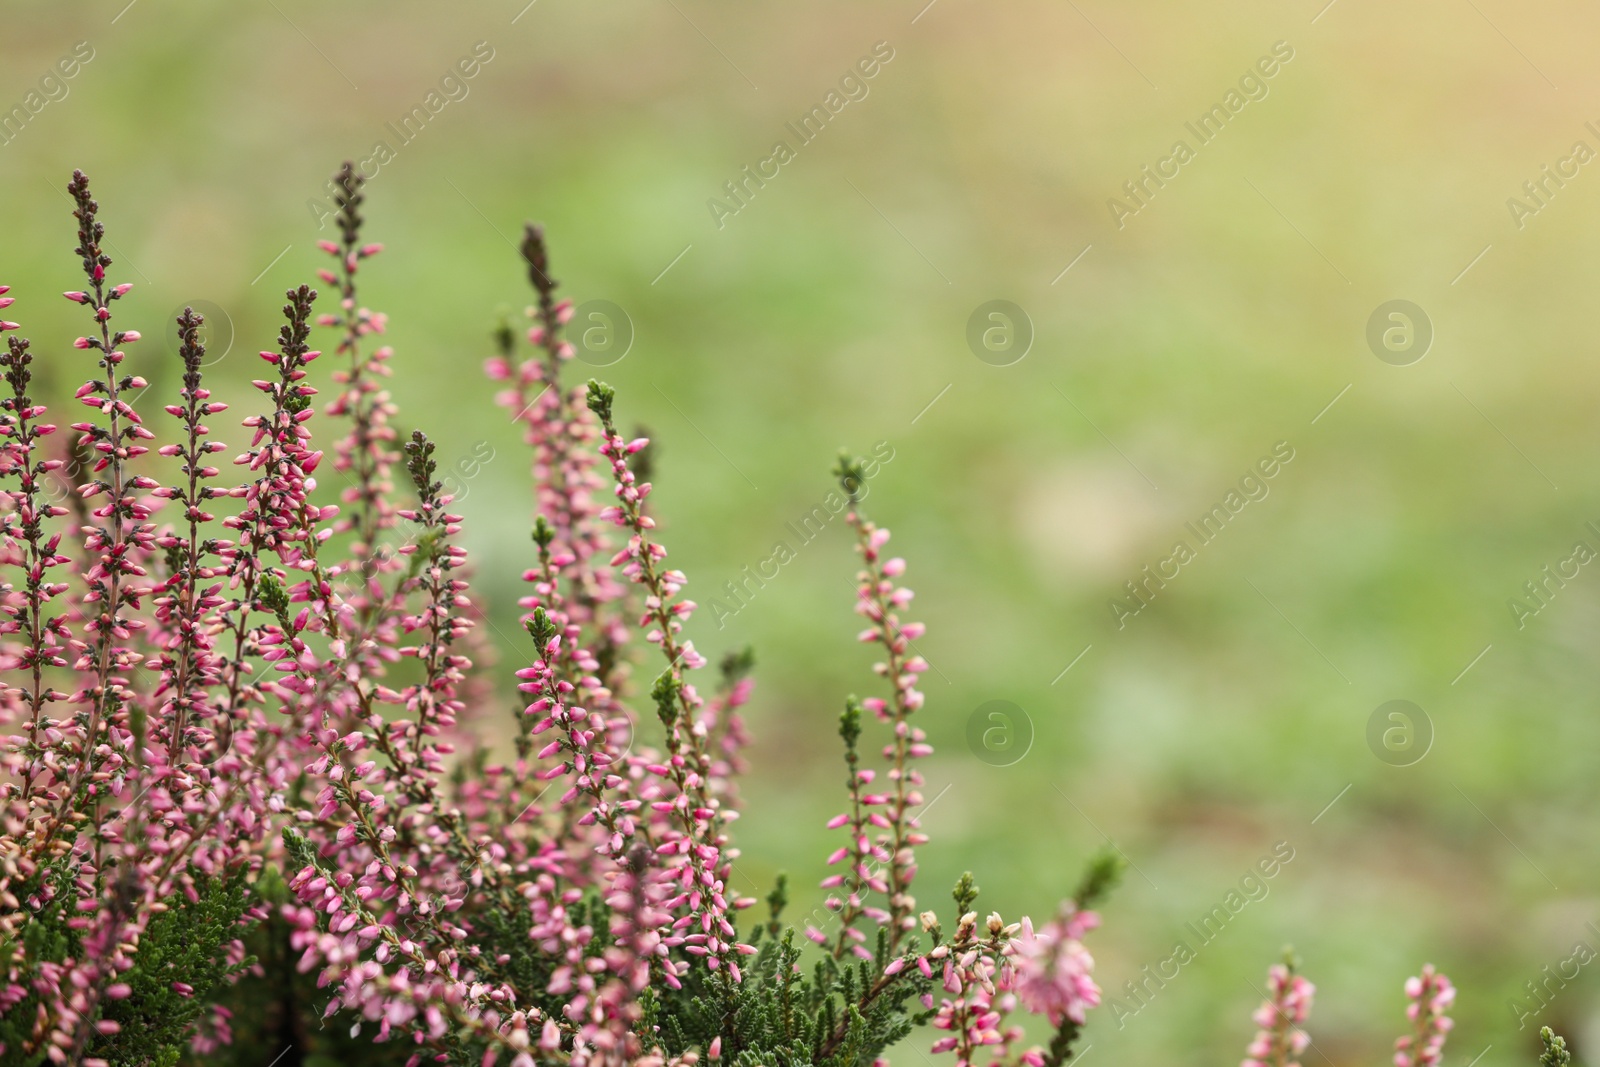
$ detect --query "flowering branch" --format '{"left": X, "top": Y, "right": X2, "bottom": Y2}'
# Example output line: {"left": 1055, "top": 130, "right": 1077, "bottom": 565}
{"left": 586, "top": 379, "right": 748, "bottom": 980}
{"left": 56, "top": 169, "right": 154, "bottom": 847}
{"left": 1394, "top": 965, "right": 1454, "bottom": 1067}
{"left": 836, "top": 453, "right": 931, "bottom": 953}
{"left": 318, "top": 162, "right": 396, "bottom": 562}
{"left": 152, "top": 306, "right": 231, "bottom": 766}
{"left": 820, "top": 696, "right": 885, "bottom": 960}
{"left": 1240, "top": 956, "right": 1314, "bottom": 1067}
{"left": 0, "top": 301, "right": 70, "bottom": 806}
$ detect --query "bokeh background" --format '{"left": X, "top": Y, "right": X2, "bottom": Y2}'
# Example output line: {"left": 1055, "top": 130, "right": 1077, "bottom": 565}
{"left": 6, "top": 0, "right": 1600, "bottom": 1063}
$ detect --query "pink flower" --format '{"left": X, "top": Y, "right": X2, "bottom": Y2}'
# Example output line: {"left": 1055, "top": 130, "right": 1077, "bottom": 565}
{"left": 1394, "top": 965, "right": 1454, "bottom": 1067}
{"left": 1013, "top": 908, "right": 1101, "bottom": 1027}
{"left": 1240, "top": 962, "right": 1314, "bottom": 1067}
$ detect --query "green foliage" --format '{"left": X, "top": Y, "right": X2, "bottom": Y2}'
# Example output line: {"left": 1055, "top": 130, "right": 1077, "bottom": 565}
{"left": 765, "top": 874, "right": 789, "bottom": 939}
{"left": 1539, "top": 1027, "right": 1572, "bottom": 1067}
{"left": 584, "top": 379, "right": 616, "bottom": 426}
{"left": 1071, "top": 849, "right": 1124, "bottom": 911}
{"left": 0, "top": 860, "right": 79, "bottom": 1066}
{"left": 532, "top": 514, "right": 556, "bottom": 550}
{"left": 94, "top": 870, "right": 257, "bottom": 1066}
{"left": 838, "top": 697, "right": 862, "bottom": 751}
{"left": 631, "top": 926, "right": 933, "bottom": 1067}
{"left": 652, "top": 669, "right": 683, "bottom": 727}
{"left": 951, "top": 872, "right": 979, "bottom": 918}
{"left": 832, "top": 452, "right": 869, "bottom": 504}
{"left": 0, "top": 861, "right": 256, "bottom": 1067}
{"left": 255, "top": 572, "right": 292, "bottom": 629}
{"left": 197, "top": 905, "right": 416, "bottom": 1067}
{"left": 719, "top": 646, "right": 755, "bottom": 686}
{"left": 526, "top": 604, "right": 559, "bottom": 647}
{"left": 1039, "top": 1019, "right": 1085, "bottom": 1067}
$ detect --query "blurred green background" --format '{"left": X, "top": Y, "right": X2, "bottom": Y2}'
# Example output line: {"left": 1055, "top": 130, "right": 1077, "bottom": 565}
{"left": 6, "top": 0, "right": 1600, "bottom": 1063}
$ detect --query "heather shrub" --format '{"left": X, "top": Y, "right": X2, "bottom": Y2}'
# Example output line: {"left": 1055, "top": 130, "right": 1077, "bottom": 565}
{"left": 0, "top": 166, "right": 1550, "bottom": 1067}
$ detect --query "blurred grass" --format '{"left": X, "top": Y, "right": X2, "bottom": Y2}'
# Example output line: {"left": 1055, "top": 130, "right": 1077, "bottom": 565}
{"left": 7, "top": 0, "right": 1600, "bottom": 1062}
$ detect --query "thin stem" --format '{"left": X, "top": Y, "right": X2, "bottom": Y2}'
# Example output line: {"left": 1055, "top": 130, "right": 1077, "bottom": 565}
{"left": 0, "top": 327, "right": 63, "bottom": 802}
{"left": 845, "top": 503, "right": 921, "bottom": 951}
